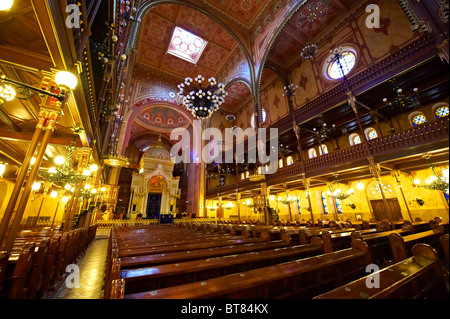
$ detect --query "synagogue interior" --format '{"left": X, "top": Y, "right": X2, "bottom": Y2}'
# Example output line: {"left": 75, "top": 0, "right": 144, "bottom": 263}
{"left": 0, "top": 0, "right": 448, "bottom": 301}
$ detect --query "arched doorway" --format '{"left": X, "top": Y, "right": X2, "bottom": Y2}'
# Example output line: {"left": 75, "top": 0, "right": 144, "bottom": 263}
{"left": 146, "top": 175, "right": 164, "bottom": 219}
{"left": 367, "top": 180, "right": 403, "bottom": 222}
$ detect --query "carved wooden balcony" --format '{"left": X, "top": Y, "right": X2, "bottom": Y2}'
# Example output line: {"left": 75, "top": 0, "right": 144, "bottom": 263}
{"left": 206, "top": 117, "right": 449, "bottom": 198}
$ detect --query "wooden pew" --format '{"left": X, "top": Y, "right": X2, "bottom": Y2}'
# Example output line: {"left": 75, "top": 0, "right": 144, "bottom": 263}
{"left": 26, "top": 238, "right": 50, "bottom": 299}
{"left": 122, "top": 239, "right": 372, "bottom": 299}
{"left": 120, "top": 237, "right": 324, "bottom": 294}
{"left": 441, "top": 234, "right": 449, "bottom": 265}
{"left": 314, "top": 244, "right": 448, "bottom": 299}
{"left": 8, "top": 243, "right": 35, "bottom": 299}
{"left": 120, "top": 240, "right": 289, "bottom": 269}
{"left": 38, "top": 234, "right": 61, "bottom": 298}
{"left": 389, "top": 226, "right": 446, "bottom": 263}
{"left": 0, "top": 251, "right": 9, "bottom": 294}
{"left": 349, "top": 227, "right": 413, "bottom": 266}
{"left": 118, "top": 238, "right": 265, "bottom": 258}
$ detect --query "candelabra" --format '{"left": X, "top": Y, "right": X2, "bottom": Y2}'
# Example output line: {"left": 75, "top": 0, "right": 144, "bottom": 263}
{"left": 382, "top": 80, "right": 420, "bottom": 110}
{"left": 177, "top": 75, "right": 227, "bottom": 119}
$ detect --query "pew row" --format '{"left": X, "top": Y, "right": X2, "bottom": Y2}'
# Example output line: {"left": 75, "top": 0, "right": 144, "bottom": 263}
{"left": 314, "top": 244, "right": 448, "bottom": 299}
{"left": 120, "top": 237, "right": 324, "bottom": 294}
{"left": 117, "top": 239, "right": 372, "bottom": 299}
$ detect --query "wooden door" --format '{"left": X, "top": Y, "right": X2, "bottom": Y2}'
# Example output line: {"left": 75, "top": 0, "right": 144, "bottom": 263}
{"left": 146, "top": 193, "right": 162, "bottom": 219}
{"left": 370, "top": 198, "right": 402, "bottom": 222}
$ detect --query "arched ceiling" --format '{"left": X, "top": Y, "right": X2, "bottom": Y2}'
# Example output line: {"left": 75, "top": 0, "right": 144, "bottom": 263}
{"left": 265, "top": 0, "right": 356, "bottom": 71}
{"left": 122, "top": 0, "right": 360, "bottom": 157}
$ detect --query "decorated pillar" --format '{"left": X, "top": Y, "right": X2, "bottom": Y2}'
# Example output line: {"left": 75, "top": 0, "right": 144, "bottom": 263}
{"left": 368, "top": 157, "right": 394, "bottom": 225}
{"left": 4, "top": 109, "right": 60, "bottom": 252}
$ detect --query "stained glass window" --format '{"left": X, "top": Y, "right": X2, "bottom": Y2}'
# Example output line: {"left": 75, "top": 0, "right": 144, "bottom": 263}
{"left": 367, "top": 129, "right": 378, "bottom": 140}
{"left": 286, "top": 156, "right": 294, "bottom": 166}
{"left": 320, "top": 145, "right": 328, "bottom": 155}
{"left": 352, "top": 134, "right": 361, "bottom": 145}
{"left": 309, "top": 149, "right": 317, "bottom": 159}
{"left": 435, "top": 106, "right": 449, "bottom": 119}
{"left": 335, "top": 198, "right": 343, "bottom": 214}
{"left": 412, "top": 114, "right": 427, "bottom": 126}
{"left": 321, "top": 191, "right": 329, "bottom": 214}
{"left": 167, "top": 27, "right": 208, "bottom": 64}
{"left": 328, "top": 51, "right": 356, "bottom": 80}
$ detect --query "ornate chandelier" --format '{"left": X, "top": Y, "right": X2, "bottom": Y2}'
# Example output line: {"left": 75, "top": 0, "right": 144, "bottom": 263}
{"left": 103, "top": 154, "right": 129, "bottom": 168}
{"left": 412, "top": 155, "right": 449, "bottom": 194}
{"left": 328, "top": 182, "right": 354, "bottom": 201}
{"left": 382, "top": 80, "right": 420, "bottom": 110}
{"left": 177, "top": 75, "right": 227, "bottom": 119}
{"left": 300, "top": 43, "right": 318, "bottom": 60}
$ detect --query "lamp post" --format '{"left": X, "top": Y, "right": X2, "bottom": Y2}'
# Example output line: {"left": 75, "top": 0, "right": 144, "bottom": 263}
{"left": 0, "top": 71, "right": 77, "bottom": 252}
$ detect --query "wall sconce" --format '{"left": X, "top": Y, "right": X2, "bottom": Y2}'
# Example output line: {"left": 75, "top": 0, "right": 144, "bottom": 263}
{"left": 1, "top": 70, "right": 77, "bottom": 108}
{"left": 346, "top": 203, "right": 356, "bottom": 210}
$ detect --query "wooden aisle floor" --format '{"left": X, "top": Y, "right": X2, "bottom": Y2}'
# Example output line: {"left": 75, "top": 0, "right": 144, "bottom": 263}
{"left": 52, "top": 228, "right": 110, "bottom": 299}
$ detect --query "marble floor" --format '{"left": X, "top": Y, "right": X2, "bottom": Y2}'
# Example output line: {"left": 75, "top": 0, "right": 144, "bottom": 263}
{"left": 52, "top": 228, "right": 111, "bottom": 299}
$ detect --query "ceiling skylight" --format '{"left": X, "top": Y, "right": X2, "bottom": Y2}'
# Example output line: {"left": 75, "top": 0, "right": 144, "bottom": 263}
{"left": 167, "top": 27, "right": 208, "bottom": 64}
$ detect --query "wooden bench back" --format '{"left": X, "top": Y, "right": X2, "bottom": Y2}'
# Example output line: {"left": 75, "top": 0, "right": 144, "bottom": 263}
{"left": 122, "top": 239, "right": 372, "bottom": 299}
{"left": 441, "top": 234, "right": 449, "bottom": 265}
{"left": 314, "top": 243, "right": 447, "bottom": 299}
{"left": 0, "top": 251, "right": 9, "bottom": 293}
{"left": 9, "top": 242, "right": 35, "bottom": 299}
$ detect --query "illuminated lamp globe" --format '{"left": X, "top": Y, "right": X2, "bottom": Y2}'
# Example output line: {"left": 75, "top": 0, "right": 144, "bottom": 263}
{"left": 62, "top": 196, "right": 69, "bottom": 203}
{"left": 82, "top": 169, "right": 91, "bottom": 176}
{"left": 89, "top": 164, "right": 99, "bottom": 172}
{"left": 356, "top": 182, "right": 364, "bottom": 190}
{"left": 54, "top": 71, "right": 78, "bottom": 91}
{"left": 32, "top": 182, "right": 41, "bottom": 191}
{"left": 0, "top": 84, "right": 16, "bottom": 101}
{"left": 54, "top": 156, "right": 65, "bottom": 165}
{"left": 50, "top": 191, "right": 58, "bottom": 198}
{"left": 0, "top": 0, "right": 13, "bottom": 11}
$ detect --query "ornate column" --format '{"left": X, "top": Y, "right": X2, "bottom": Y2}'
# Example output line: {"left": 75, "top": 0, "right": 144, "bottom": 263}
{"left": 391, "top": 170, "right": 413, "bottom": 221}
{"left": 0, "top": 112, "right": 46, "bottom": 246}
{"left": 368, "top": 157, "right": 394, "bottom": 225}
{"left": 4, "top": 110, "right": 60, "bottom": 252}
{"left": 305, "top": 178, "right": 314, "bottom": 225}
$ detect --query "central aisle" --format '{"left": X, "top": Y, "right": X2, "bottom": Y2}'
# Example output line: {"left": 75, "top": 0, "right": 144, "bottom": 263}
{"left": 52, "top": 228, "right": 111, "bottom": 299}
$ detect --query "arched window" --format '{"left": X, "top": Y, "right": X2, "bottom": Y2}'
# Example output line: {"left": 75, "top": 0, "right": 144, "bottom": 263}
{"left": 433, "top": 103, "right": 449, "bottom": 119}
{"left": 321, "top": 191, "right": 329, "bottom": 215}
{"left": 325, "top": 47, "right": 357, "bottom": 80}
{"left": 319, "top": 144, "right": 328, "bottom": 155}
{"left": 241, "top": 172, "right": 245, "bottom": 180}
{"left": 335, "top": 198, "right": 343, "bottom": 214}
{"left": 365, "top": 128, "right": 378, "bottom": 140}
{"left": 349, "top": 133, "right": 361, "bottom": 146}
{"left": 278, "top": 159, "right": 284, "bottom": 169}
{"left": 286, "top": 156, "right": 294, "bottom": 166}
{"left": 245, "top": 171, "right": 250, "bottom": 179}
{"left": 308, "top": 148, "right": 317, "bottom": 159}
{"left": 409, "top": 111, "right": 427, "bottom": 126}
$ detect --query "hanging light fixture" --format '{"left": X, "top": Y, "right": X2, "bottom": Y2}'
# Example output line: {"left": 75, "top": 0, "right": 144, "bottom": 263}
{"left": 300, "top": 43, "right": 318, "bottom": 60}
{"left": 412, "top": 155, "right": 449, "bottom": 193}
{"left": 177, "top": 75, "right": 227, "bottom": 119}
{"left": 382, "top": 79, "right": 420, "bottom": 110}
